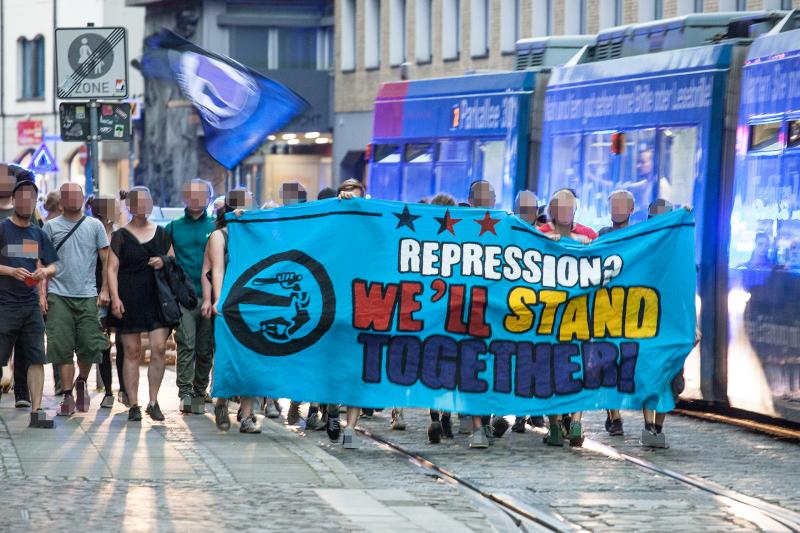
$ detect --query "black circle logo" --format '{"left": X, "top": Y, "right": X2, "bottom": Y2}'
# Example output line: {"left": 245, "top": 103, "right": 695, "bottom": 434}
{"left": 223, "top": 250, "right": 335, "bottom": 356}
{"left": 68, "top": 33, "right": 114, "bottom": 79}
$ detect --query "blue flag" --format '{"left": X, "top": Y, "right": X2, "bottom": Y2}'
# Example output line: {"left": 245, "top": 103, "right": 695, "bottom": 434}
{"left": 142, "top": 29, "right": 307, "bottom": 169}
{"left": 213, "top": 200, "right": 697, "bottom": 414}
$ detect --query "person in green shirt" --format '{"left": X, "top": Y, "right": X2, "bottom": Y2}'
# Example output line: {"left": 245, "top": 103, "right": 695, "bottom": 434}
{"left": 166, "top": 179, "right": 216, "bottom": 414}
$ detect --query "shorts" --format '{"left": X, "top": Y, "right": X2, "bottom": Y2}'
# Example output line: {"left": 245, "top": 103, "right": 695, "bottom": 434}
{"left": 0, "top": 303, "right": 48, "bottom": 366}
{"left": 45, "top": 294, "right": 109, "bottom": 365}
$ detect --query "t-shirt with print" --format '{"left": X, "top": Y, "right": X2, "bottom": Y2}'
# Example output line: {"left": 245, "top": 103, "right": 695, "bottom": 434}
{"left": 44, "top": 215, "right": 109, "bottom": 298}
{"left": 0, "top": 218, "right": 59, "bottom": 306}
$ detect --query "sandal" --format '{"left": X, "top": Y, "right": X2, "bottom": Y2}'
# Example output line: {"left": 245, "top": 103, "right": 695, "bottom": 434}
{"left": 542, "top": 422, "right": 564, "bottom": 446}
{"left": 568, "top": 421, "right": 584, "bottom": 447}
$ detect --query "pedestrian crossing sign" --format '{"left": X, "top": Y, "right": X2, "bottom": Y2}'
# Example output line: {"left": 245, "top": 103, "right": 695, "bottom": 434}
{"left": 29, "top": 143, "right": 59, "bottom": 173}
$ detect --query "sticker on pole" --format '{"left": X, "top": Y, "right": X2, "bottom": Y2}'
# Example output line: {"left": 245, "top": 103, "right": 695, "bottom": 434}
{"left": 56, "top": 27, "right": 128, "bottom": 99}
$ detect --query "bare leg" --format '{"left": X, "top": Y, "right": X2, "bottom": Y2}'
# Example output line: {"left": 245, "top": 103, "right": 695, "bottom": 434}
{"left": 122, "top": 333, "right": 142, "bottom": 407}
{"left": 240, "top": 397, "right": 254, "bottom": 418}
{"left": 655, "top": 412, "right": 667, "bottom": 426}
{"left": 147, "top": 328, "right": 169, "bottom": 405}
{"left": 28, "top": 364, "right": 44, "bottom": 411}
{"left": 471, "top": 415, "right": 483, "bottom": 430}
{"left": 60, "top": 363, "right": 76, "bottom": 392}
{"left": 642, "top": 407, "right": 656, "bottom": 426}
{"left": 346, "top": 406, "right": 360, "bottom": 428}
{"left": 608, "top": 409, "right": 621, "bottom": 421}
{"left": 571, "top": 411, "right": 582, "bottom": 423}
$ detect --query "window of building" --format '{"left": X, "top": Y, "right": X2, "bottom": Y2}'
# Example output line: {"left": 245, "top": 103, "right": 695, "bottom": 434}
{"left": 341, "top": 0, "right": 357, "bottom": 71}
{"left": 614, "top": 0, "right": 623, "bottom": 25}
{"left": 390, "top": 0, "right": 407, "bottom": 66}
{"left": 655, "top": 0, "right": 664, "bottom": 19}
{"left": 278, "top": 27, "right": 317, "bottom": 69}
{"left": 442, "top": 0, "right": 461, "bottom": 60}
{"left": 599, "top": 0, "right": 622, "bottom": 29}
{"left": 19, "top": 36, "right": 45, "bottom": 100}
{"left": 470, "top": 0, "right": 489, "bottom": 57}
{"left": 694, "top": 0, "right": 704, "bottom": 12}
{"left": 564, "top": 0, "right": 584, "bottom": 34}
{"left": 500, "top": 0, "right": 520, "bottom": 53}
{"left": 579, "top": 0, "right": 588, "bottom": 34}
{"left": 317, "top": 27, "right": 334, "bottom": 70}
{"left": 531, "top": 0, "right": 552, "bottom": 37}
{"left": 415, "top": 0, "right": 433, "bottom": 62}
{"left": 365, "top": 0, "right": 381, "bottom": 68}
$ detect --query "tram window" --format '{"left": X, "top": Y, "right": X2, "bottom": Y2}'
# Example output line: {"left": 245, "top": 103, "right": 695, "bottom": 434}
{"left": 658, "top": 127, "right": 698, "bottom": 208}
{"left": 549, "top": 134, "right": 581, "bottom": 193}
{"left": 788, "top": 120, "right": 800, "bottom": 149}
{"left": 405, "top": 143, "right": 436, "bottom": 163}
{"left": 579, "top": 132, "right": 615, "bottom": 228}
{"left": 473, "top": 140, "right": 506, "bottom": 205}
{"left": 373, "top": 144, "right": 402, "bottom": 163}
{"left": 439, "top": 139, "right": 470, "bottom": 162}
{"left": 749, "top": 122, "right": 782, "bottom": 151}
{"left": 618, "top": 128, "right": 657, "bottom": 222}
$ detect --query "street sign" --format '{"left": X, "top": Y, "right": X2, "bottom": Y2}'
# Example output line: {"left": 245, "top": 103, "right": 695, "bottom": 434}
{"left": 29, "top": 144, "right": 59, "bottom": 173}
{"left": 17, "top": 120, "right": 43, "bottom": 146}
{"left": 55, "top": 27, "right": 128, "bottom": 100}
{"left": 59, "top": 102, "right": 131, "bottom": 142}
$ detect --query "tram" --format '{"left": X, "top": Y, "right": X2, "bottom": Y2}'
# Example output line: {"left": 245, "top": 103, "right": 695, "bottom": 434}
{"left": 366, "top": 10, "right": 800, "bottom": 423}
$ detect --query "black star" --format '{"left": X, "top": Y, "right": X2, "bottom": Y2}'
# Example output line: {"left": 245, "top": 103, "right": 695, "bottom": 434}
{"left": 393, "top": 205, "right": 421, "bottom": 231}
{"left": 434, "top": 209, "right": 462, "bottom": 235}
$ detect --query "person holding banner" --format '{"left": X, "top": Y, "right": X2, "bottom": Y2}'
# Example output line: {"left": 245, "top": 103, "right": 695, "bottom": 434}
{"left": 596, "top": 189, "right": 636, "bottom": 437}
{"left": 107, "top": 187, "right": 176, "bottom": 423}
{"left": 539, "top": 188, "right": 598, "bottom": 447}
{"left": 207, "top": 188, "right": 262, "bottom": 434}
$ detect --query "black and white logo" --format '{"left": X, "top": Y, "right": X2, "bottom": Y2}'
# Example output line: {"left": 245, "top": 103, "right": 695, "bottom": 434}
{"left": 224, "top": 250, "right": 335, "bottom": 356}
{"left": 68, "top": 33, "right": 114, "bottom": 79}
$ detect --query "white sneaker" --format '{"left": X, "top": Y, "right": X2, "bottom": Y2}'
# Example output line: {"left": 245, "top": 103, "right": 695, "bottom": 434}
{"left": 469, "top": 428, "right": 489, "bottom": 449}
{"left": 265, "top": 401, "right": 280, "bottom": 419}
{"left": 342, "top": 427, "right": 359, "bottom": 449}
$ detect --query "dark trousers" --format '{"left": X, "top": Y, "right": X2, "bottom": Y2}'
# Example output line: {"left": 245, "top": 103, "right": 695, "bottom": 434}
{"left": 13, "top": 339, "right": 30, "bottom": 401}
{"left": 98, "top": 332, "right": 125, "bottom": 395}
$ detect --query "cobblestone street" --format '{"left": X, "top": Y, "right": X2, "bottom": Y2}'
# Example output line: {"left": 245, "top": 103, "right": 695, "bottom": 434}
{"left": 0, "top": 367, "right": 797, "bottom": 532}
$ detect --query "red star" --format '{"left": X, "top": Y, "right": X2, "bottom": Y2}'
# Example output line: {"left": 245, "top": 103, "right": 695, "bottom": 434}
{"left": 474, "top": 211, "right": 500, "bottom": 236}
{"left": 435, "top": 209, "right": 461, "bottom": 235}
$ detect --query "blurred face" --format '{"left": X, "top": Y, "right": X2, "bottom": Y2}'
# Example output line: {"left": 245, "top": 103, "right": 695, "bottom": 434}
{"left": 469, "top": 183, "right": 496, "bottom": 209}
{"left": 184, "top": 182, "right": 210, "bottom": 212}
{"left": 648, "top": 202, "right": 671, "bottom": 218}
{"left": 280, "top": 183, "right": 307, "bottom": 206}
{"left": 610, "top": 193, "right": 634, "bottom": 224}
{"left": 0, "top": 166, "right": 14, "bottom": 199}
{"left": 60, "top": 183, "right": 85, "bottom": 214}
{"left": 549, "top": 192, "right": 576, "bottom": 226}
{"left": 128, "top": 189, "right": 153, "bottom": 218}
{"left": 93, "top": 197, "right": 117, "bottom": 224}
{"left": 754, "top": 235, "right": 770, "bottom": 259}
{"left": 13, "top": 186, "right": 37, "bottom": 218}
{"left": 515, "top": 192, "right": 538, "bottom": 224}
{"left": 637, "top": 150, "right": 654, "bottom": 177}
{"left": 227, "top": 189, "right": 249, "bottom": 210}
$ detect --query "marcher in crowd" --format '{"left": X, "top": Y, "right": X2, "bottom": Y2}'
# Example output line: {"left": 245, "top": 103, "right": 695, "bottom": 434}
{"left": 167, "top": 180, "right": 216, "bottom": 415}
{"left": 43, "top": 183, "right": 110, "bottom": 416}
{"left": 107, "top": 186, "right": 176, "bottom": 422}
{"left": 0, "top": 174, "right": 59, "bottom": 428}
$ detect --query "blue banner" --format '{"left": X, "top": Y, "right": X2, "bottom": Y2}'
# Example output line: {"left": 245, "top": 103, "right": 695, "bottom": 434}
{"left": 213, "top": 199, "right": 696, "bottom": 414}
{"left": 142, "top": 29, "right": 307, "bottom": 169}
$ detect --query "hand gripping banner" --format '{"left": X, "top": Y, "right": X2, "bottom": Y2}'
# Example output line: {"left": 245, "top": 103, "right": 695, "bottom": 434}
{"left": 213, "top": 199, "right": 696, "bottom": 415}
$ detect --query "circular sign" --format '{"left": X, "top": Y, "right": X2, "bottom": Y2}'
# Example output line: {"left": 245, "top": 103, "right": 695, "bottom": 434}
{"left": 223, "top": 250, "right": 335, "bottom": 356}
{"left": 67, "top": 33, "right": 114, "bottom": 79}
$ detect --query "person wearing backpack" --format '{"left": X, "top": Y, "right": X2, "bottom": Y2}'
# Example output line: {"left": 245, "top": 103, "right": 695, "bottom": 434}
{"left": 43, "top": 183, "right": 110, "bottom": 416}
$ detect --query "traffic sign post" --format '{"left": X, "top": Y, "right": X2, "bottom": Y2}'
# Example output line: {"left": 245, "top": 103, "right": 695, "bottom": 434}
{"left": 60, "top": 102, "right": 131, "bottom": 142}
{"left": 56, "top": 24, "right": 128, "bottom": 196}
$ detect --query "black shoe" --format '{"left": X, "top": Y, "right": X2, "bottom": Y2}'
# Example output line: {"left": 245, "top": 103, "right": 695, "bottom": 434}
{"left": 605, "top": 414, "right": 612, "bottom": 432}
{"left": 326, "top": 416, "right": 341, "bottom": 442}
{"left": 608, "top": 418, "right": 624, "bottom": 436}
{"left": 361, "top": 408, "right": 374, "bottom": 417}
{"left": 511, "top": 417, "right": 526, "bottom": 433}
{"left": 428, "top": 421, "right": 442, "bottom": 444}
{"left": 441, "top": 416, "right": 454, "bottom": 439}
{"left": 492, "top": 416, "right": 509, "bottom": 438}
{"left": 529, "top": 416, "right": 545, "bottom": 428}
{"left": 562, "top": 414, "right": 572, "bottom": 433}
{"left": 128, "top": 405, "right": 142, "bottom": 421}
{"left": 146, "top": 403, "right": 165, "bottom": 421}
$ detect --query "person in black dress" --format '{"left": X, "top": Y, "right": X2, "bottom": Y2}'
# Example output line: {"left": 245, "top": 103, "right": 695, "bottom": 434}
{"left": 107, "top": 187, "right": 177, "bottom": 422}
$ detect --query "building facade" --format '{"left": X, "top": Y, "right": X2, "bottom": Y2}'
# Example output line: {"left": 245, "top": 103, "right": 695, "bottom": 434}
{"left": 127, "top": 0, "right": 334, "bottom": 207}
{"left": 333, "top": 0, "right": 800, "bottom": 183}
{"left": 0, "top": 0, "right": 146, "bottom": 196}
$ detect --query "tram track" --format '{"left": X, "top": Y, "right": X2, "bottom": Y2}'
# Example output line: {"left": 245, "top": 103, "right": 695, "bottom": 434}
{"left": 352, "top": 422, "right": 800, "bottom": 533}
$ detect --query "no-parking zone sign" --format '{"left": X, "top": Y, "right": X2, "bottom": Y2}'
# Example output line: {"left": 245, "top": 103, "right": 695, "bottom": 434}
{"left": 55, "top": 27, "right": 128, "bottom": 99}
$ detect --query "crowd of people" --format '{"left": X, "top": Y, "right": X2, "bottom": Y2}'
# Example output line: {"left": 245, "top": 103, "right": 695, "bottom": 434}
{"left": 0, "top": 162, "right": 693, "bottom": 450}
